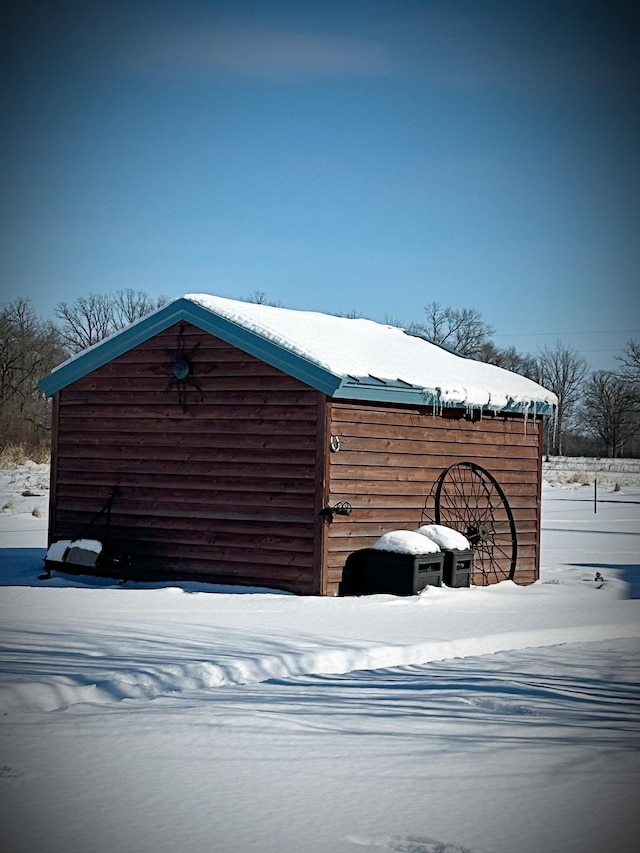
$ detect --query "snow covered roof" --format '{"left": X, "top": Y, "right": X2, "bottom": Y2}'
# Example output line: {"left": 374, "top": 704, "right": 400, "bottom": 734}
{"left": 39, "top": 293, "right": 557, "bottom": 414}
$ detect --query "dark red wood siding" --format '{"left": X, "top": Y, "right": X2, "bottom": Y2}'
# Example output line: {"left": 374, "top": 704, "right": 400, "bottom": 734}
{"left": 48, "top": 322, "right": 546, "bottom": 596}
{"left": 50, "top": 322, "right": 325, "bottom": 594}
{"left": 324, "top": 401, "right": 543, "bottom": 595}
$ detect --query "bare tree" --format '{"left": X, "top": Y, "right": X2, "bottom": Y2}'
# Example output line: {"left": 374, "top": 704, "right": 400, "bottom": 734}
{"left": 617, "top": 339, "right": 640, "bottom": 405}
{"left": 479, "top": 342, "right": 540, "bottom": 380}
{"left": 55, "top": 293, "right": 114, "bottom": 352}
{"left": 534, "top": 342, "right": 588, "bottom": 455}
{"left": 245, "top": 290, "right": 281, "bottom": 307}
{"left": 55, "top": 290, "right": 169, "bottom": 354}
{"left": 580, "top": 370, "right": 638, "bottom": 457}
{"left": 112, "top": 288, "right": 169, "bottom": 327}
{"left": 410, "top": 302, "right": 495, "bottom": 358}
{"left": 618, "top": 339, "right": 640, "bottom": 376}
{"left": 383, "top": 314, "right": 406, "bottom": 328}
{"left": 0, "top": 298, "right": 65, "bottom": 450}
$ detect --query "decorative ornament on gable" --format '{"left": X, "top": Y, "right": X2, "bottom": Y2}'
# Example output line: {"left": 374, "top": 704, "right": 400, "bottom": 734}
{"left": 151, "top": 322, "right": 205, "bottom": 413}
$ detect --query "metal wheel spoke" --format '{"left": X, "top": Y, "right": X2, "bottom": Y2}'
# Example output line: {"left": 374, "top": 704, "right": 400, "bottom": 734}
{"left": 430, "top": 461, "right": 518, "bottom": 584}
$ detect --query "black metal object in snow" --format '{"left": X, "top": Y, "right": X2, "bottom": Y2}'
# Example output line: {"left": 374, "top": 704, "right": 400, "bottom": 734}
{"left": 421, "top": 461, "right": 518, "bottom": 584}
{"left": 40, "top": 486, "right": 128, "bottom": 580}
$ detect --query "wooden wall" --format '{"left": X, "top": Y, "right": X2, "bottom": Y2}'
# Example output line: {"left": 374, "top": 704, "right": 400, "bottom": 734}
{"left": 49, "top": 321, "right": 545, "bottom": 596}
{"left": 50, "top": 322, "right": 325, "bottom": 594}
{"left": 324, "top": 401, "right": 543, "bottom": 595}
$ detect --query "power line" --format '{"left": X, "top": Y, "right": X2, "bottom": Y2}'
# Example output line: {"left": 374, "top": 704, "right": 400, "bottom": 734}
{"left": 493, "top": 329, "right": 639, "bottom": 337}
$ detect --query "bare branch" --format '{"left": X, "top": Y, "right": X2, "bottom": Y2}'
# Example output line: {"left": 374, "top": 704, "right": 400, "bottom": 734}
{"left": 410, "top": 302, "right": 494, "bottom": 358}
{"left": 55, "top": 290, "right": 170, "bottom": 354}
{"left": 580, "top": 370, "right": 639, "bottom": 457}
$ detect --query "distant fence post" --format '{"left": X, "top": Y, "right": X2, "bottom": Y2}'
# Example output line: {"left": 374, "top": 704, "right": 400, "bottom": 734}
{"left": 594, "top": 477, "right": 597, "bottom": 513}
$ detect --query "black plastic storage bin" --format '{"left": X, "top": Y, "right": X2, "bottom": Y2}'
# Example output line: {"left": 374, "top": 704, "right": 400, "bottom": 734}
{"left": 339, "top": 548, "right": 370, "bottom": 595}
{"left": 442, "top": 549, "right": 473, "bottom": 587}
{"left": 364, "top": 550, "right": 444, "bottom": 595}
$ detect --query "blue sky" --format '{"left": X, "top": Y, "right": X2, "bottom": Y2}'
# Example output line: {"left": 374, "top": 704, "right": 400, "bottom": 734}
{"left": 2, "top": 0, "right": 638, "bottom": 370}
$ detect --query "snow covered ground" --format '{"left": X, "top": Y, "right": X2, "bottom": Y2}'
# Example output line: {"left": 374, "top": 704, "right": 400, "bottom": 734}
{"left": 1, "top": 459, "right": 639, "bottom": 853}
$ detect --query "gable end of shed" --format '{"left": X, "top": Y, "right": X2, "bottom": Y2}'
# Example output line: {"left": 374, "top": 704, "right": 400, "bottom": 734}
{"left": 39, "top": 299, "right": 343, "bottom": 399}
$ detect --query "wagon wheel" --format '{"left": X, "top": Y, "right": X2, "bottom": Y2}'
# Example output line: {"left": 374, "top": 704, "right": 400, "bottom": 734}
{"left": 423, "top": 462, "right": 518, "bottom": 584}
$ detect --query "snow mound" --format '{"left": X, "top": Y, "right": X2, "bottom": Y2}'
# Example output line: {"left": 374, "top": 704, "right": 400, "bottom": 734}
{"left": 2, "top": 620, "right": 639, "bottom": 714}
{"left": 418, "top": 524, "right": 470, "bottom": 550}
{"left": 347, "top": 833, "right": 479, "bottom": 852}
{"left": 371, "top": 530, "right": 441, "bottom": 554}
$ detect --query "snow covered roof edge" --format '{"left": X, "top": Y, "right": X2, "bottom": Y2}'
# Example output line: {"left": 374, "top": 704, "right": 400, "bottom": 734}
{"left": 39, "top": 293, "right": 557, "bottom": 415}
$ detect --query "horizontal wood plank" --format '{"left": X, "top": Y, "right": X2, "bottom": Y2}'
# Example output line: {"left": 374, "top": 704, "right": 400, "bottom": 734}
{"left": 52, "top": 323, "right": 323, "bottom": 594}
{"left": 325, "top": 400, "right": 543, "bottom": 593}
{"left": 50, "top": 321, "right": 544, "bottom": 595}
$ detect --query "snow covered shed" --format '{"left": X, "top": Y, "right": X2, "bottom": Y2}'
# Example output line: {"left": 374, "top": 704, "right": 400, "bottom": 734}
{"left": 39, "top": 294, "right": 556, "bottom": 595}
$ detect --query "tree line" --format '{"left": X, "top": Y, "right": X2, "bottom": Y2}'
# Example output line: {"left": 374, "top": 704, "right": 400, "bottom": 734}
{"left": 0, "top": 290, "right": 168, "bottom": 457}
{"left": 401, "top": 302, "right": 639, "bottom": 459}
{"left": 1, "top": 291, "right": 638, "bottom": 459}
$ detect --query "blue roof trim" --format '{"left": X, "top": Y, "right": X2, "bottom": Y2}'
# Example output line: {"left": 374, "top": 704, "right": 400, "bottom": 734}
{"left": 334, "top": 377, "right": 554, "bottom": 416}
{"left": 39, "top": 301, "right": 186, "bottom": 396}
{"left": 39, "top": 298, "right": 342, "bottom": 398}
{"left": 38, "top": 297, "right": 555, "bottom": 418}
{"left": 501, "top": 400, "right": 555, "bottom": 417}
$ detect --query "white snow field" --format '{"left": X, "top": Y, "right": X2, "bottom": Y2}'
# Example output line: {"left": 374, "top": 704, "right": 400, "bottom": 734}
{"left": 0, "top": 459, "right": 639, "bottom": 853}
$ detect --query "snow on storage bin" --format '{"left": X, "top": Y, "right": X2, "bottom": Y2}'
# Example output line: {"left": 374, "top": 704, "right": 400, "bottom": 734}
{"left": 442, "top": 549, "right": 473, "bottom": 587}
{"left": 417, "top": 523, "right": 470, "bottom": 551}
